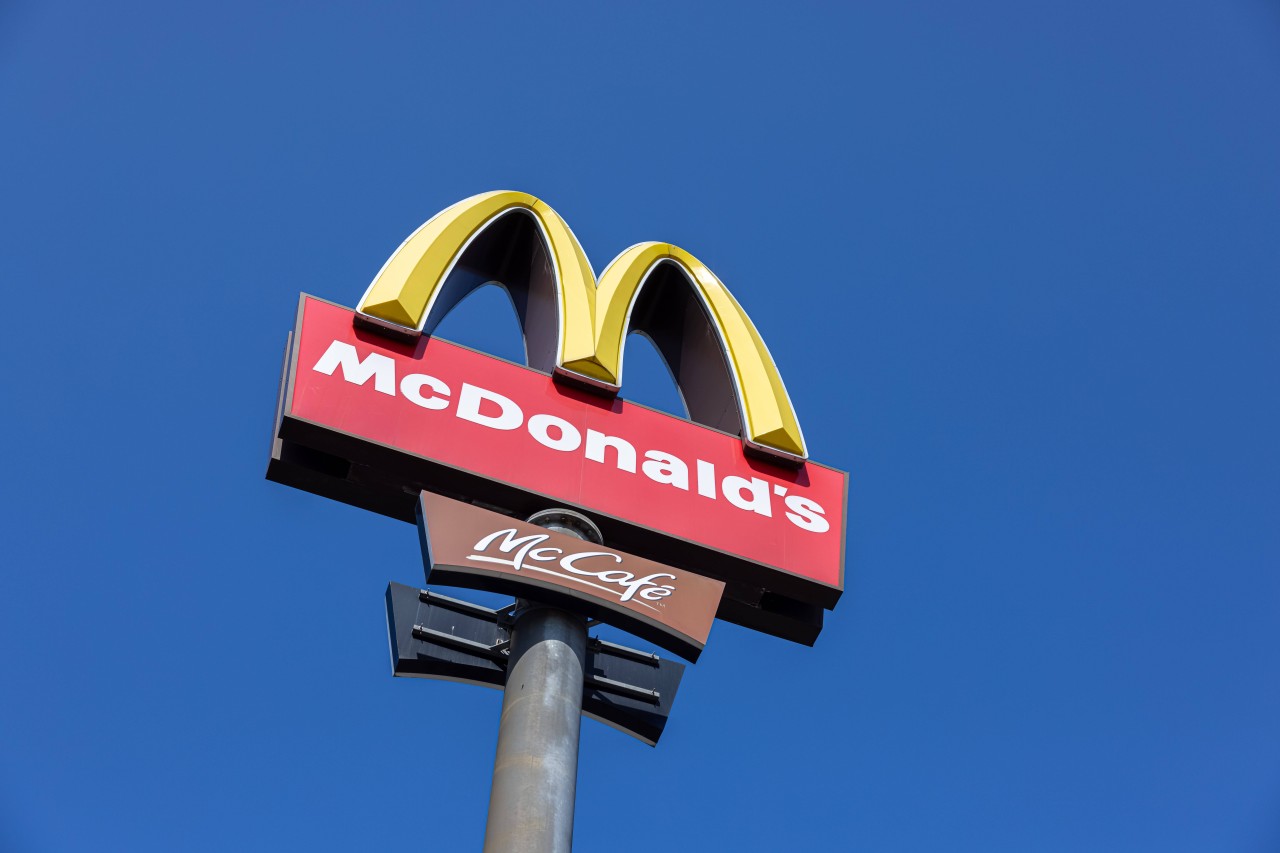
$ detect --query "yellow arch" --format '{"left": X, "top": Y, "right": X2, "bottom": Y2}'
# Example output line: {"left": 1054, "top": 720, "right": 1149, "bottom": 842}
{"left": 357, "top": 192, "right": 807, "bottom": 462}
{"left": 358, "top": 190, "right": 595, "bottom": 337}
{"left": 560, "top": 242, "right": 807, "bottom": 460}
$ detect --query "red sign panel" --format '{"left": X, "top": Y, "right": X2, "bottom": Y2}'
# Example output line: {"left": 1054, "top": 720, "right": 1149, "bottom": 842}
{"left": 277, "top": 295, "right": 845, "bottom": 619}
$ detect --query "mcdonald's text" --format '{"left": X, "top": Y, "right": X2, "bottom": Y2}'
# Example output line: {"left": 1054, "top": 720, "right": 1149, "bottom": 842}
{"left": 314, "top": 339, "right": 829, "bottom": 532}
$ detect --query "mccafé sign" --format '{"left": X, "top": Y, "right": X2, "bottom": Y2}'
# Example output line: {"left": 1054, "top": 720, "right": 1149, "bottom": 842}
{"left": 268, "top": 191, "right": 846, "bottom": 645}
{"left": 418, "top": 493, "right": 724, "bottom": 662}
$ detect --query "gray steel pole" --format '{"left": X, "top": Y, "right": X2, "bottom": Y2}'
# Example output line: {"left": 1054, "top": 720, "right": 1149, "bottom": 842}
{"left": 482, "top": 509, "right": 602, "bottom": 853}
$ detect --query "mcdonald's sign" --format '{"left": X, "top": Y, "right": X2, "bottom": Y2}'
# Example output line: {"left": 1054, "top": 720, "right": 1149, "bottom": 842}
{"left": 268, "top": 192, "right": 846, "bottom": 644}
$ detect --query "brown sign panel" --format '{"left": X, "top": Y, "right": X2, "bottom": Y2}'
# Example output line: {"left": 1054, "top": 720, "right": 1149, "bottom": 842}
{"left": 417, "top": 493, "right": 724, "bottom": 661}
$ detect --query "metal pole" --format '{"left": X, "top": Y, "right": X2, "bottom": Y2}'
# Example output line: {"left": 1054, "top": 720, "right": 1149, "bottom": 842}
{"left": 482, "top": 509, "right": 602, "bottom": 853}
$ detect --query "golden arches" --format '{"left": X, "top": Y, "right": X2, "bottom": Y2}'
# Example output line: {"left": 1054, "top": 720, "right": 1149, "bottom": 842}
{"left": 356, "top": 192, "right": 807, "bottom": 462}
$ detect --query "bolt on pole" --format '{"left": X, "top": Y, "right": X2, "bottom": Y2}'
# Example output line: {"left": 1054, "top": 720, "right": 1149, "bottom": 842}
{"left": 482, "top": 509, "right": 602, "bottom": 853}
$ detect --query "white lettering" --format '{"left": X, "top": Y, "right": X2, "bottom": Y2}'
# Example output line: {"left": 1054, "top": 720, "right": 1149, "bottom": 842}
{"left": 466, "top": 532, "right": 680, "bottom": 610}
{"left": 596, "top": 569, "right": 634, "bottom": 585}
{"left": 457, "top": 383, "right": 523, "bottom": 431}
{"left": 585, "top": 429, "right": 636, "bottom": 473}
{"left": 400, "top": 373, "right": 450, "bottom": 410}
{"left": 722, "top": 475, "right": 772, "bottom": 517}
{"left": 626, "top": 572, "right": 677, "bottom": 603}
{"left": 321, "top": 336, "right": 836, "bottom": 537}
{"left": 558, "top": 551, "right": 622, "bottom": 573}
{"left": 559, "top": 552, "right": 676, "bottom": 602}
{"left": 784, "top": 495, "right": 830, "bottom": 533}
{"left": 312, "top": 340, "right": 395, "bottom": 395}
{"left": 556, "top": 552, "right": 623, "bottom": 584}
{"left": 641, "top": 451, "right": 689, "bottom": 490}
{"left": 471, "top": 529, "right": 558, "bottom": 571}
{"left": 695, "top": 459, "right": 717, "bottom": 499}
{"left": 639, "top": 585, "right": 674, "bottom": 601}
{"left": 528, "top": 413, "right": 582, "bottom": 452}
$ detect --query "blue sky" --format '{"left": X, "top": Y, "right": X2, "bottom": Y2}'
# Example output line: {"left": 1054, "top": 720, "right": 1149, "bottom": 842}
{"left": 2, "top": 2, "right": 1278, "bottom": 850}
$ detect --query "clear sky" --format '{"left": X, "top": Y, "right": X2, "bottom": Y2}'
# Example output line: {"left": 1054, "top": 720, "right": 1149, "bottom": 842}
{"left": 2, "top": 2, "right": 1278, "bottom": 850}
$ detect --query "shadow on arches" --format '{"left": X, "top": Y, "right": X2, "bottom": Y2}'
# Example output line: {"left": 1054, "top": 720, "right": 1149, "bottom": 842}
{"left": 429, "top": 282, "right": 528, "bottom": 368}
{"left": 619, "top": 332, "right": 690, "bottom": 420}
